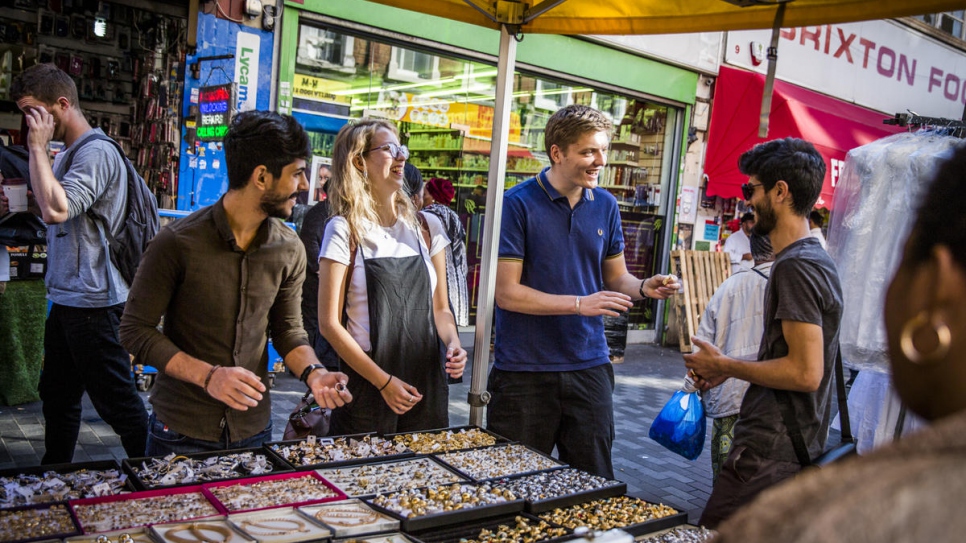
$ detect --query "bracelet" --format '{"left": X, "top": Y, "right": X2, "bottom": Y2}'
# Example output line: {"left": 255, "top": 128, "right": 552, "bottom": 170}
{"left": 575, "top": 296, "right": 581, "bottom": 316}
{"left": 202, "top": 366, "right": 221, "bottom": 395}
{"left": 378, "top": 374, "right": 393, "bottom": 392}
{"left": 639, "top": 279, "right": 648, "bottom": 300}
{"left": 163, "top": 523, "right": 232, "bottom": 543}
{"left": 300, "top": 363, "right": 324, "bottom": 384}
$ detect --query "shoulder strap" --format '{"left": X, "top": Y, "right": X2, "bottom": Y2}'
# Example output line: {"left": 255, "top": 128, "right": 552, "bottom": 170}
{"left": 416, "top": 212, "right": 432, "bottom": 251}
{"left": 339, "top": 240, "right": 356, "bottom": 327}
{"left": 752, "top": 267, "right": 769, "bottom": 280}
{"left": 62, "top": 133, "right": 127, "bottom": 226}
{"left": 774, "top": 343, "right": 852, "bottom": 467}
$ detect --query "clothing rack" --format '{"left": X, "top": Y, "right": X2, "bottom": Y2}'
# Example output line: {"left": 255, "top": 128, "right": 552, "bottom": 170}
{"left": 884, "top": 112, "right": 966, "bottom": 138}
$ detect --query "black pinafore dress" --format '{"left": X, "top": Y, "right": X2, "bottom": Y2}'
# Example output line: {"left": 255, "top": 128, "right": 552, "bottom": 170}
{"left": 330, "top": 224, "right": 449, "bottom": 435}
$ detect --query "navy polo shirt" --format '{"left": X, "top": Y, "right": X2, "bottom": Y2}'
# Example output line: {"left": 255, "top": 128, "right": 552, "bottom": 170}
{"left": 495, "top": 167, "right": 625, "bottom": 372}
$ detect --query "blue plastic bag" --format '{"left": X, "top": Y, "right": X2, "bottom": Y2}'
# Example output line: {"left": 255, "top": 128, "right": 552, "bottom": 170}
{"left": 648, "top": 378, "right": 707, "bottom": 460}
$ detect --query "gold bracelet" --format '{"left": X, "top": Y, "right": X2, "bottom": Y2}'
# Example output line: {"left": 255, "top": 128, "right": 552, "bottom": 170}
{"left": 314, "top": 508, "right": 378, "bottom": 527}
{"left": 238, "top": 518, "right": 308, "bottom": 536}
{"left": 163, "top": 523, "right": 232, "bottom": 543}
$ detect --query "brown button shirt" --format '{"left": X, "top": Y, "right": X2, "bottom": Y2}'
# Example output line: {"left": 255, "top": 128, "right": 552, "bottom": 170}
{"left": 120, "top": 197, "right": 308, "bottom": 442}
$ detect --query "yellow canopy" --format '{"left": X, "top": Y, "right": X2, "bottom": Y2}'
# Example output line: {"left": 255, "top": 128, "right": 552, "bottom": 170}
{"left": 366, "top": 0, "right": 963, "bottom": 35}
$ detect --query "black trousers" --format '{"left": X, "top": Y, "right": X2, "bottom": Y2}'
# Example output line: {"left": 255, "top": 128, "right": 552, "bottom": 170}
{"left": 39, "top": 303, "right": 148, "bottom": 463}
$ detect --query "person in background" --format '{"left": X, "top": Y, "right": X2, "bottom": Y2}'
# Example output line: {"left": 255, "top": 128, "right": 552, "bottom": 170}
{"left": 120, "top": 111, "right": 351, "bottom": 455}
{"left": 404, "top": 162, "right": 424, "bottom": 209}
{"left": 316, "top": 164, "right": 332, "bottom": 202}
{"left": 694, "top": 232, "right": 774, "bottom": 483}
{"left": 713, "top": 140, "right": 966, "bottom": 543}
{"left": 9, "top": 63, "right": 148, "bottom": 463}
{"left": 685, "top": 138, "right": 842, "bottom": 528}
{"left": 317, "top": 119, "right": 466, "bottom": 435}
{"left": 809, "top": 210, "right": 828, "bottom": 250}
{"left": 723, "top": 212, "right": 755, "bottom": 273}
{"left": 423, "top": 177, "right": 469, "bottom": 327}
{"left": 489, "top": 104, "right": 680, "bottom": 479}
{"left": 299, "top": 173, "right": 339, "bottom": 372}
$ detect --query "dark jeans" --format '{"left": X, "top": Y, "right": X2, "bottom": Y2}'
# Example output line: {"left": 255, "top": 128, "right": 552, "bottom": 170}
{"left": 39, "top": 303, "right": 149, "bottom": 464}
{"left": 699, "top": 444, "right": 802, "bottom": 528}
{"left": 145, "top": 413, "right": 274, "bottom": 456}
{"left": 486, "top": 364, "right": 616, "bottom": 479}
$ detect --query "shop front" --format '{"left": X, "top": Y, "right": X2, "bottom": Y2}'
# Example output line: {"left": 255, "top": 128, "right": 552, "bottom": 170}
{"left": 277, "top": 0, "right": 698, "bottom": 333}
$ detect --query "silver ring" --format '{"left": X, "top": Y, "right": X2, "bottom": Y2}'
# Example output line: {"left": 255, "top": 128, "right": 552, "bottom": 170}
{"left": 409, "top": 396, "right": 415, "bottom": 403}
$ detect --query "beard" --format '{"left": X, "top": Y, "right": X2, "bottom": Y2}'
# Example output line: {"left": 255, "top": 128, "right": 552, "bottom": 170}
{"left": 260, "top": 189, "right": 297, "bottom": 219}
{"left": 752, "top": 199, "right": 778, "bottom": 236}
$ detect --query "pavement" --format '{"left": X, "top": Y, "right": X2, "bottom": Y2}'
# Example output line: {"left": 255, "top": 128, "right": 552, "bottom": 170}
{"left": 0, "top": 338, "right": 712, "bottom": 524}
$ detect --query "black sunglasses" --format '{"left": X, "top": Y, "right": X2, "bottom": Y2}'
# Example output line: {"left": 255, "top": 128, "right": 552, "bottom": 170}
{"left": 741, "top": 182, "right": 765, "bottom": 200}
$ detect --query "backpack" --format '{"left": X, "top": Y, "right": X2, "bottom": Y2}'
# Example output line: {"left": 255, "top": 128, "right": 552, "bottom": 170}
{"left": 0, "top": 143, "right": 47, "bottom": 247}
{"left": 62, "top": 133, "right": 160, "bottom": 286}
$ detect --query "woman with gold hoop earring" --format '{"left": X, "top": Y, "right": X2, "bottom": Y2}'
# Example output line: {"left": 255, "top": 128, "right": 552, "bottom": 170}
{"left": 712, "top": 144, "right": 966, "bottom": 542}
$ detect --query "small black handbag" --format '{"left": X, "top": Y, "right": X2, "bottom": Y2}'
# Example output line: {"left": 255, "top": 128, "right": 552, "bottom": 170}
{"left": 775, "top": 346, "right": 857, "bottom": 468}
{"left": 283, "top": 390, "right": 331, "bottom": 440}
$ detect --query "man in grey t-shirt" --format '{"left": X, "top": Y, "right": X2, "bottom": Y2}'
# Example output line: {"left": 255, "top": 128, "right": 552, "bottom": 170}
{"left": 684, "top": 138, "right": 843, "bottom": 528}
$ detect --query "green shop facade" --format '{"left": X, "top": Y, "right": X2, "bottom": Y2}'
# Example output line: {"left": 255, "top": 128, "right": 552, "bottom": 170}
{"left": 276, "top": 0, "right": 698, "bottom": 338}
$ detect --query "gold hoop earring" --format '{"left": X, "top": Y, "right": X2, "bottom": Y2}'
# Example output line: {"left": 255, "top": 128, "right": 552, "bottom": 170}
{"left": 900, "top": 310, "right": 951, "bottom": 364}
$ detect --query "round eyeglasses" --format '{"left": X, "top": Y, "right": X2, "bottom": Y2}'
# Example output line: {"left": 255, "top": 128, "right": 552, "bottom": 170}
{"left": 365, "top": 143, "right": 410, "bottom": 160}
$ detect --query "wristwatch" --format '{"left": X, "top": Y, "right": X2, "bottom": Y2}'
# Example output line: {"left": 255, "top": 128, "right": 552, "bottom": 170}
{"left": 299, "top": 363, "right": 325, "bottom": 384}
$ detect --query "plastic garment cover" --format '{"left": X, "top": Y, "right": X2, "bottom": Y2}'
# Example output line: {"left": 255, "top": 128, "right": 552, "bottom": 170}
{"left": 649, "top": 378, "right": 706, "bottom": 460}
{"left": 827, "top": 131, "right": 966, "bottom": 373}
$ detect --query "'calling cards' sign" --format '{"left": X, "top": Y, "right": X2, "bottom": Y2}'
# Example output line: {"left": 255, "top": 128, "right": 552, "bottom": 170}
{"left": 197, "top": 84, "right": 234, "bottom": 141}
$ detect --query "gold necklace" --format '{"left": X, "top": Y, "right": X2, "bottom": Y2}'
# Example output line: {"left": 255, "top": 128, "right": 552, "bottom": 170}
{"left": 238, "top": 518, "right": 308, "bottom": 536}
{"left": 162, "top": 524, "right": 232, "bottom": 543}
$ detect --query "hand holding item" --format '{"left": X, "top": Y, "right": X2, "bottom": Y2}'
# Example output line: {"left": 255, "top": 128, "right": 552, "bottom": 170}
{"left": 682, "top": 336, "right": 729, "bottom": 392}
{"left": 204, "top": 365, "right": 267, "bottom": 411}
{"left": 445, "top": 345, "right": 467, "bottom": 379}
{"left": 380, "top": 374, "right": 423, "bottom": 415}
{"left": 307, "top": 369, "right": 352, "bottom": 409}
{"left": 642, "top": 274, "right": 681, "bottom": 300}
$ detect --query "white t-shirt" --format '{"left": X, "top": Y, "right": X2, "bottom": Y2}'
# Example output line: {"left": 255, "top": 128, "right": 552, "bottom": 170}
{"left": 810, "top": 227, "right": 828, "bottom": 250}
{"left": 723, "top": 228, "right": 752, "bottom": 271}
{"left": 320, "top": 213, "right": 449, "bottom": 352}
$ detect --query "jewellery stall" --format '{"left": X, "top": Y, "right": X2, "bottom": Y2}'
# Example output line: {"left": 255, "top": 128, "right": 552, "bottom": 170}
{"left": 0, "top": 426, "right": 714, "bottom": 543}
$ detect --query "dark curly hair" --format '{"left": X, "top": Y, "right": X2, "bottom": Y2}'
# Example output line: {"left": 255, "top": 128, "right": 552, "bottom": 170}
{"left": 738, "top": 137, "right": 826, "bottom": 216}
{"left": 224, "top": 110, "right": 310, "bottom": 190}
{"left": 907, "top": 144, "right": 966, "bottom": 269}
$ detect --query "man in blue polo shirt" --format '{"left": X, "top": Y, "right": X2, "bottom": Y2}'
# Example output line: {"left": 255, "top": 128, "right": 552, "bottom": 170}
{"left": 488, "top": 104, "right": 680, "bottom": 478}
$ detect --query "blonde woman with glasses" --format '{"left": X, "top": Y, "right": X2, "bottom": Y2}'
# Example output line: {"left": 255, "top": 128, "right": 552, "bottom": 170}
{"left": 317, "top": 119, "right": 466, "bottom": 435}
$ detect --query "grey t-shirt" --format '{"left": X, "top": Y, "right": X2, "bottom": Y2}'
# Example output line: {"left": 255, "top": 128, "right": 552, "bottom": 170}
{"left": 734, "top": 236, "right": 843, "bottom": 463}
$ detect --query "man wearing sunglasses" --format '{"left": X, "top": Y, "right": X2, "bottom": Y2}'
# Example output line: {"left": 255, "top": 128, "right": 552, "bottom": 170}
{"left": 684, "top": 138, "right": 843, "bottom": 528}
{"left": 723, "top": 212, "right": 756, "bottom": 274}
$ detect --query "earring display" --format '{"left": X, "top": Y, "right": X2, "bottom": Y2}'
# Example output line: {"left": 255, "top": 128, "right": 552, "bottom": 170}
{"left": 71, "top": 490, "right": 219, "bottom": 534}
{"left": 636, "top": 525, "right": 717, "bottom": 543}
{"left": 126, "top": 450, "right": 278, "bottom": 489}
{"left": 65, "top": 527, "right": 154, "bottom": 543}
{"left": 389, "top": 427, "right": 501, "bottom": 454}
{"left": 435, "top": 443, "right": 565, "bottom": 481}
{"left": 268, "top": 435, "right": 411, "bottom": 468}
{"left": 0, "top": 466, "right": 129, "bottom": 508}
{"left": 204, "top": 473, "right": 343, "bottom": 513}
{"left": 151, "top": 520, "right": 251, "bottom": 543}
{"left": 300, "top": 499, "right": 399, "bottom": 538}
{"left": 0, "top": 504, "right": 79, "bottom": 542}
{"left": 332, "top": 534, "right": 420, "bottom": 543}
{"left": 538, "top": 496, "right": 680, "bottom": 532}
{"left": 366, "top": 483, "right": 519, "bottom": 530}
{"left": 316, "top": 457, "right": 467, "bottom": 497}
{"left": 230, "top": 507, "right": 331, "bottom": 543}
{"left": 489, "top": 468, "right": 626, "bottom": 510}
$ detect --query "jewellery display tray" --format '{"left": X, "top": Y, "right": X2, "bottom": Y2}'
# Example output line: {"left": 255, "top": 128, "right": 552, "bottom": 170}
{"left": 149, "top": 518, "right": 253, "bottom": 543}
{"left": 332, "top": 533, "right": 421, "bottom": 543}
{"left": 64, "top": 526, "right": 153, "bottom": 543}
{"left": 122, "top": 447, "right": 292, "bottom": 491}
{"left": 409, "top": 512, "right": 574, "bottom": 543}
{"left": 0, "top": 460, "right": 133, "bottom": 509}
{"left": 382, "top": 426, "right": 510, "bottom": 454}
{"left": 299, "top": 499, "right": 400, "bottom": 539}
{"left": 537, "top": 496, "right": 687, "bottom": 538}
{"left": 202, "top": 470, "right": 346, "bottom": 514}
{"left": 69, "top": 485, "right": 221, "bottom": 534}
{"left": 488, "top": 468, "right": 628, "bottom": 514}
{"left": 0, "top": 502, "right": 81, "bottom": 543}
{"left": 431, "top": 443, "right": 567, "bottom": 483}
{"left": 315, "top": 455, "right": 469, "bottom": 498}
{"left": 362, "top": 488, "right": 525, "bottom": 533}
{"left": 264, "top": 434, "right": 416, "bottom": 471}
{"left": 227, "top": 507, "right": 333, "bottom": 543}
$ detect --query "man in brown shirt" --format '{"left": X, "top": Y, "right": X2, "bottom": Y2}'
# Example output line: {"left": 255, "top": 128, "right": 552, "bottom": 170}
{"left": 120, "top": 111, "right": 352, "bottom": 455}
